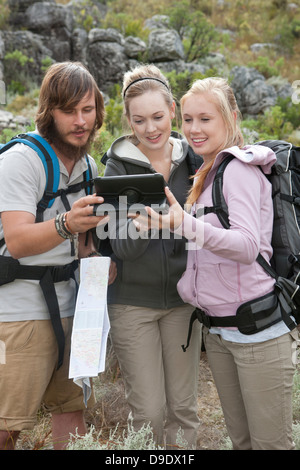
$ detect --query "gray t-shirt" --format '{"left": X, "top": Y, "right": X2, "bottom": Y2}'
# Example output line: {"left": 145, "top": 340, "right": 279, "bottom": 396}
{"left": 0, "top": 141, "right": 98, "bottom": 321}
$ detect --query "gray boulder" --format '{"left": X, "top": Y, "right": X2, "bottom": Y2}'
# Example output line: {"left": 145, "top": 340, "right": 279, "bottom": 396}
{"left": 0, "top": 110, "right": 31, "bottom": 132}
{"left": 72, "top": 28, "right": 89, "bottom": 65}
{"left": 230, "top": 66, "right": 277, "bottom": 115}
{"left": 148, "top": 29, "right": 185, "bottom": 62}
{"left": 124, "top": 36, "right": 147, "bottom": 59}
{"left": 144, "top": 15, "right": 170, "bottom": 31}
{"left": 3, "top": 30, "right": 54, "bottom": 82}
{"left": 86, "top": 29, "right": 128, "bottom": 92}
{"left": 88, "top": 28, "right": 124, "bottom": 46}
{"left": 25, "top": 1, "right": 73, "bottom": 32}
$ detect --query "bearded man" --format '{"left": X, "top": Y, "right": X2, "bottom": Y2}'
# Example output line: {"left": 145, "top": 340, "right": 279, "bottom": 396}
{"left": 0, "top": 62, "right": 115, "bottom": 450}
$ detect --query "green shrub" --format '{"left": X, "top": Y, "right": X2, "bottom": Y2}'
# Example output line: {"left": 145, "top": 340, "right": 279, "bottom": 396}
{"left": 248, "top": 56, "right": 284, "bottom": 79}
{"left": 242, "top": 105, "right": 293, "bottom": 141}
{"left": 0, "top": 0, "right": 10, "bottom": 30}
{"left": 4, "top": 50, "right": 35, "bottom": 95}
{"left": 71, "top": 0, "right": 105, "bottom": 32}
{"left": 90, "top": 127, "right": 115, "bottom": 172}
{"left": 277, "top": 97, "right": 300, "bottom": 130}
{"left": 104, "top": 85, "right": 124, "bottom": 137}
{"left": 102, "top": 11, "right": 149, "bottom": 41}
{"left": 167, "top": 1, "right": 218, "bottom": 61}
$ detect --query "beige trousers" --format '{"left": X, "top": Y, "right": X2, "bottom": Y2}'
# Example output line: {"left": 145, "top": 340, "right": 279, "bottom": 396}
{"left": 203, "top": 327, "right": 299, "bottom": 450}
{"left": 108, "top": 303, "right": 201, "bottom": 449}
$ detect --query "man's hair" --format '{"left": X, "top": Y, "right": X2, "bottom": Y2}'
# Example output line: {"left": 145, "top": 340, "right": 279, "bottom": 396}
{"left": 35, "top": 62, "right": 104, "bottom": 138}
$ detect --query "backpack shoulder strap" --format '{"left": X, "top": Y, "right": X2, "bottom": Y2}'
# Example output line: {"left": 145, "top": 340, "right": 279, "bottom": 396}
{"left": 1, "top": 133, "right": 94, "bottom": 216}
{"left": 204, "top": 154, "right": 233, "bottom": 228}
{"left": 83, "top": 154, "right": 93, "bottom": 195}
{"left": 185, "top": 147, "right": 203, "bottom": 177}
{"left": 0, "top": 132, "right": 60, "bottom": 214}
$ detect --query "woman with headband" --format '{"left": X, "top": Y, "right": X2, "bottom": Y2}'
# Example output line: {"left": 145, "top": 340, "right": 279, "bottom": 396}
{"left": 102, "top": 64, "right": 202, "bottom": 449}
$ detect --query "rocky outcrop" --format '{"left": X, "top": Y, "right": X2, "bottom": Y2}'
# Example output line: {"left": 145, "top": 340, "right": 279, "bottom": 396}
{"left": 0, "top": 109, "right": 31, "bottom": 131}
{"left": 230, "top": 66, "right": 278, "bottom": 115}
{"left": 0, "top": 0, "right": 295, "bottom": 131}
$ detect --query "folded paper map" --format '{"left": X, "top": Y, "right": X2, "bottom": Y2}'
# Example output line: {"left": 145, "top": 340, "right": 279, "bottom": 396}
{"left": 69, "top": 256, "right": 111, "bottom": 405}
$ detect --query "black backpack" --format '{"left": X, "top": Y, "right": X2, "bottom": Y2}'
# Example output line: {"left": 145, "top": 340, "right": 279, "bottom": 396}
{"left": 182, "top": 141, "right": 300, "bottom": 351}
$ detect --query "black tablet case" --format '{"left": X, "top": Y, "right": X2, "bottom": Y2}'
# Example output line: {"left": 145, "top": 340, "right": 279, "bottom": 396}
{"left": 93, "top": 173, "right": 168, "bottom": 213}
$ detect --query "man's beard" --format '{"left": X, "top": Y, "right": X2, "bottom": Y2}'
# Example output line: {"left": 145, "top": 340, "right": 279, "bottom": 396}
{"left": 47, "top": 121, "right": 96, "bottom": 163}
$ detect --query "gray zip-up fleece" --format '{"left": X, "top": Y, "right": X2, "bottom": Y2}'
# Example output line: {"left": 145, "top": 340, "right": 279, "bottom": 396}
{"left": 103, "top": 132, "right": 201, "bottom": 308}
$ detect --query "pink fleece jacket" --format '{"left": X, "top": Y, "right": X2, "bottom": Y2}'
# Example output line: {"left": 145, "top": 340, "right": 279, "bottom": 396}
{"left": 176, "top": 145, "right": 277, "bottom": 319}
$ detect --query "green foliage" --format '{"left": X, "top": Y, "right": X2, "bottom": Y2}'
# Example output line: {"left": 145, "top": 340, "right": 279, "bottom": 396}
{"left": 0, "top": 0, "right": 10, "bottom": 30}
{"left": 106, "top": 0, "right": 173, "bottom": 20}
{"left": 4, "top": 50, "right": 35, "bottom": 95}
{"left": 167, "top": 1, "right": 218, "bottom": 61}
{"left": 273, "top": 19, "right": 297, "bottom": 54}
{"left": 103, "top": 84, "right": 124, "bottom": 137}
{"left": 90, "top": 127, "right": 115, "bottom": 171}
{"left": 41, "top": 57, "right": 54, "bottom": 74}
{"left": 242, "top": 105, "right": 293, "bottom": 141}
{"left": 0, "top": 122, "right": 34, "bottom": 144}
{"left": 0, "top": 128, "right": 20, "bottom": 144}
{"left": 165, "top": 68, "right": 217, "bottom": 103}
{"left": 248, "top": 56, "right": 284, "bottom": 79}
{"left": 102, "top": 11, "right": 149, "bottom": 41}
{"left": 277, "top": 97, "right": 300, "bottom": 130}
{"left": 166, "top": 70, "right": 193, "bottom": 103}
{"left": 104, "top": 98, "right": 124, "bottom": 136}
{"left": 291, "top": 19, "right": 300, "bottom": 39}
{"left": 71, "top": 0, "right": 104, "bottom": 32}
{"left": 4, "top": 50, "right": 33, "bottom": 68}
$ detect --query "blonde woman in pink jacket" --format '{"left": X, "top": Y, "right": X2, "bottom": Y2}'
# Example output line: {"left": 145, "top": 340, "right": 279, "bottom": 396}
{"left": 132, "top": 77, "right": 299, "bottom": 450}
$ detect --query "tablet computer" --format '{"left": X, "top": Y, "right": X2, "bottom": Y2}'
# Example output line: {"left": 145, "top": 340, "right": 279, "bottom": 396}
{"left": 93, "top": 173, "right": 168, "bottom": 214}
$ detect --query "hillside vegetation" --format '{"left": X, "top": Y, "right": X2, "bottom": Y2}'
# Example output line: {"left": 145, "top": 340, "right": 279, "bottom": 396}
{"left": 1, "top": 0, "right": 300, "bottom": 161}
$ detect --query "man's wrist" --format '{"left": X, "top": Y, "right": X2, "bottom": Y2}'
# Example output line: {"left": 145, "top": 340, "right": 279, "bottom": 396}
{"left": 55, "top": 213, "right": 76, "bottom": 240}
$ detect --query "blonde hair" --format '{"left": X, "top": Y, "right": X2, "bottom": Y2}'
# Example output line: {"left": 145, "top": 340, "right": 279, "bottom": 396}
{"left": 181, "top": 77, "right": 244, "bottom": 205}
{"left": 122, "top": 64, "right": 174, "bottom": 119}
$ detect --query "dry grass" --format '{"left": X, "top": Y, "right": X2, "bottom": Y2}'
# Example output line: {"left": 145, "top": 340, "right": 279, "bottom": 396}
{"left": 196, "top": 353, "right": 227, "bottom": 450}
{"left": 14, "top": 342, "right": 300, "bottom": 451}
{"left": 15, "top": 345, "right": 227, "bottom": 451}
{"left": 84, "top": 348, "right": 227, "bottom": 450}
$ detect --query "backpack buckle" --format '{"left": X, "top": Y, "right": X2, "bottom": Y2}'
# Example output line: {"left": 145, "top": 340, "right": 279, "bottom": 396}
{"left": 195, "top": 308, "right": 211, "bottom": 328}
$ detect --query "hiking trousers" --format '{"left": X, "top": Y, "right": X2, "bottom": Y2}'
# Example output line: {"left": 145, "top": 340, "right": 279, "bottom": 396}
{"left": 203, "top": 327, "right": 299, "bottom": 450}
{"left": 108, "top": 304, "right": 201, "bottom": 449}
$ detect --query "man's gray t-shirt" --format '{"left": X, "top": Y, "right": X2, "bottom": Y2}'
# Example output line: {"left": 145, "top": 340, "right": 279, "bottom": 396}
{"left": 0, "top": 141, "right": 98, "bottom": 321}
